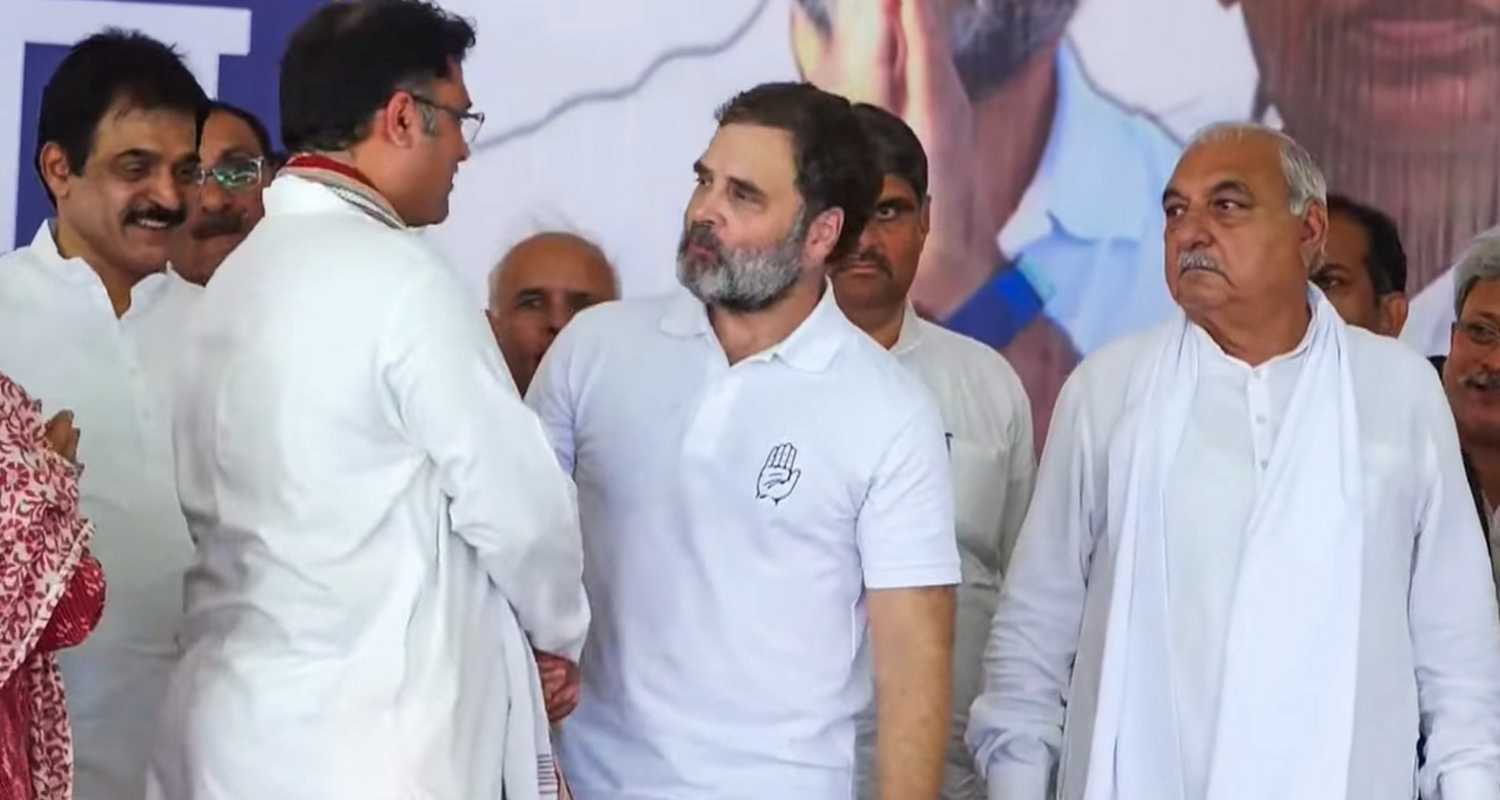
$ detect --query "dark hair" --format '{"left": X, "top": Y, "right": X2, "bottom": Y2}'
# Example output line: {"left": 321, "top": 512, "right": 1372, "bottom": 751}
{"left": 715, "top": 82, "right": 879, "bottom": 259}
{"left": 280, "top": 0, "right": 477, "bottom": 153}
{"left": 34, "top": 29, "right": 207, "bottom": 205}
{"left": 1328, "top": 194, "right": 1407, "bottom": 297}
{"left": 207, "top": 100, "right": 273, "bottom": 157}
{"left": 852, "top": 103, "right": 928, "bottom": 200}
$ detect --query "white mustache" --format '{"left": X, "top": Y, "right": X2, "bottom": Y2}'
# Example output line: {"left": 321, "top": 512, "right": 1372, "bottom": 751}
{"left": 1179, "top": 250, "right": 1221, "bottom": 272}
{"left": 1463, "top": 372, "right": 1500, "bottom": 391}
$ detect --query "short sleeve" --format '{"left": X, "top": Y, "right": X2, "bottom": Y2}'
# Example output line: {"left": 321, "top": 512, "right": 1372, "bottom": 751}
{"left": 857, "top": 399, "right": 961, "bottom": 590}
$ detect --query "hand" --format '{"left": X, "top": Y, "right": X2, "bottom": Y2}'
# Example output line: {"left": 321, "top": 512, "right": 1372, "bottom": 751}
{"left": 42, "top": 410, "right": 81, "bottom": 464}
{"left": 755, "top": 443, "right": 802, "bottom": 504}
{"left": 534, "top": 649, "right": 580, "bottom": 723}
{"left": 815, "top": 0, "right": 1003, "bottom": 319}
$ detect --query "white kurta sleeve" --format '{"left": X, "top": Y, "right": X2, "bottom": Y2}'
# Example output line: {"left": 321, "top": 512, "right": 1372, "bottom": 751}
{"left": 995, "top": 379, "right": 1037, "bottom": 580}
{"left": 967, "top": 370, "right": 1095, "bottom": 800}
{"left": 1412, "top": 378, "right": 1500, "bottom": 800}
{"left": 523, "top": 315, "right": 579, "bottom": 477}
{"left": 380, "top": 267, "right": 588, "bottom": 661}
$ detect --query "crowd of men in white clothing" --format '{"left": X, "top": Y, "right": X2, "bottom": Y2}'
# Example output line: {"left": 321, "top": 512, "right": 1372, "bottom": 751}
{"left": 6, "top": 1, "right": 1500, "bottom": 799}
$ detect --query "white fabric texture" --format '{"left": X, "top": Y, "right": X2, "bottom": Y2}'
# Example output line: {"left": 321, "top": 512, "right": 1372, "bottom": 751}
{"left": 968, "top": 289, "right": 1500, "bottom": 800}
{"left": 1083, "top": 293, "right": 1361, "bottom": 799}
{"left": 146, "top": 174, "right": 587, "bottom": 800}
{"left": 0, "top": 221, "right": 199, "bottom": 800}
{"left": 529, "top": 288, "right": 960, "bottom": 800}
{"left": 854, "top": 307, "right": 1036, "bottom": 800}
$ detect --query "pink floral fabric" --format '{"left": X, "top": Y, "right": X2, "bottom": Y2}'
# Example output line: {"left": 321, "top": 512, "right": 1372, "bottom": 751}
{"left": 0, "top": 371, "right": 103, "bottom": 800}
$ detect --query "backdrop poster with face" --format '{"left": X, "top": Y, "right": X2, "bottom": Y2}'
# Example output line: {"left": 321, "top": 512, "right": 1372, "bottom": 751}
{"left": 8, "top": 0, "right": 1498, "bottom": 425}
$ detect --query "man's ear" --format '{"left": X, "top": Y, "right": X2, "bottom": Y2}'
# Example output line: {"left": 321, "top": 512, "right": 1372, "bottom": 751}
{"left": 375, "top": 91, "right": 423, "bottom": 149}
{"left": 38, "top": 142, "right": 77, "bottom": 204}
{"left": 804, "top": 206, "right": 845, "bottom": 267}
{"left": 1379, "top": 292, "right": 1410, "bottom": 338}
{"left": 1300, "top": 201, "right": 1330, "bottom": 272}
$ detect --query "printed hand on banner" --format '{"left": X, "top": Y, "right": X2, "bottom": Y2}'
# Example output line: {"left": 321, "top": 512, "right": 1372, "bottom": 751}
{"left": 535, "top": 649, "right": 580, "bottom": 723}
{"left": 812, "top": 0, "right": 1003, "bottom": 320}
{"left": 756, "top": 443, "right": 802, "bottom": 505}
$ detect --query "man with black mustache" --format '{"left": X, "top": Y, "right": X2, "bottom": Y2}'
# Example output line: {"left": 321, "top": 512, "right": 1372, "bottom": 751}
{"left": 0, "top": 28, "right": 206, "bottom": 800}
{"left": 792, "top": 0, "right": 1183, "bottom": 444}
{"left": 1440, "top": 228, "right": 1500, "bottom": 600}
{"left": 167, "top": 101, "right": 271, "bottom": 286}
{"left": 831, "top": 103, "right": 1034, "bottom": 800}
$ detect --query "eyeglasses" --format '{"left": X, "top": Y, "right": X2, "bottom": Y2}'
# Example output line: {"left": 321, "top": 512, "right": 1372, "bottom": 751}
{"left": 1459, "top": 319, "right": 1500, "bottom": 350}
{"left": 193, "top": 156, "right": 266, "bottom": 193}
{"left": 409, "top": 93, "right": 485, "bottom": 144}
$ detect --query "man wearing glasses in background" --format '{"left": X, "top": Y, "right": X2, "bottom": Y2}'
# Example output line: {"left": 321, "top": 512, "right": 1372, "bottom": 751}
{"left": 148, "top": 1, "right": 586, "bottom": 798}
{"left": 166, "top": 101, "right": 274, "bottom": 285}
{"left": 1439, "top": 228, "right": 1500, "bottom": 603}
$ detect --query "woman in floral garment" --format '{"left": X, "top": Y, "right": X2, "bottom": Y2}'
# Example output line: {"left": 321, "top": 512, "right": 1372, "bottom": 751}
{"left": 0, "top": 371, "right": 104, "bottom": 799}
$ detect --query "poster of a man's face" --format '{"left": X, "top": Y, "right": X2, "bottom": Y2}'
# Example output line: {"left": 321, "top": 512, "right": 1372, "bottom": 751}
{"left": 12, "top": 0, "right": 1500, "bottom": 420}
{"left": 1232, "top": 0, "right": 1500, "bottom": 352}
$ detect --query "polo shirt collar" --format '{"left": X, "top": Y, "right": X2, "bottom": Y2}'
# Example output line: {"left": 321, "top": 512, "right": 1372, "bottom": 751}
{"left": 659, "top": 281, "right": 849, "bottom": 373}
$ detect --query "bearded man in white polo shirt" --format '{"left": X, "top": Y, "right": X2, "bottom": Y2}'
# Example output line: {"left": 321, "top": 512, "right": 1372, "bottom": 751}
{"left": 831, "top": 103, "right": 1034, "bottom": 800}
{"left": 967, "top": 123, "right": 1500, "bottom": 800}
{"left": 528, "top": 82, "right": 962, "bottom": 800}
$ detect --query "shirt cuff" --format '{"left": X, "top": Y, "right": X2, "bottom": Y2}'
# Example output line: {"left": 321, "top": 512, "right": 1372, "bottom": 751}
{"left": 1438, "top": 766, "right": 1500, "bottom": 800}
{"left": 944, "top": 263, "right": 1045, "bottom": 350}
{"left": 984, "top": 762, "right": 1052, "bottom": 800}
{"left": 864, "top": 561, "right": 961, "bottom": 590}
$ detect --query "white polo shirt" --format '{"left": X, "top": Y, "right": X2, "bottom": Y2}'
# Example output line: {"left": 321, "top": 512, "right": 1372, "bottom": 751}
{"left": 854, "top": 306, "right": 1036, "bottom": 800}
{"left": 528, "top": 286, "right": 961, "bottom": 799}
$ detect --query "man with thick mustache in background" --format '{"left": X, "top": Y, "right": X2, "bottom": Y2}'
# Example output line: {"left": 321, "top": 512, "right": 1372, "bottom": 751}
{"left": 831, "top": 102, "right": 1034, "bottom": 800}
{"left": 167, "top": 101, "right": 272, "bottom": 285}
{"left": 791, "top": 0, "right": 1182, "bottom": 441}
{"left": 1440, "top": 228, "right": 1500, "bottom": 601}
{"left": 0, "top": 29, "right": 206, "bottom": 800}
{"left": 528, "top": 82, "right": 961, "bottom": 799}
{"left": 1228, "top": 0, "right": 1500, "bottom": 357}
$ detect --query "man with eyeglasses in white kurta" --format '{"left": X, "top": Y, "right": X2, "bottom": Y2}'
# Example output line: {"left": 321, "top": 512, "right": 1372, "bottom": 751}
{"left": 147, "top": 3, "right": 586, "bottom": 799}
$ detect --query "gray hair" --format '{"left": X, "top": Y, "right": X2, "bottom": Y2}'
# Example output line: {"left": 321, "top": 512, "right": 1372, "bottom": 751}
{"left": 1453, "top": 227, "right": 1500, "bottom": 317}
{"left": 1186, "top": 122, "right": 1328, "bottom": 216}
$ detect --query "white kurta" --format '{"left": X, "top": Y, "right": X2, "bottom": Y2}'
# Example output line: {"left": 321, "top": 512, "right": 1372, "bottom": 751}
{"left": 855, "top": 306, "right": 1036, "bottom": 800}
{"left": 0, "top": 222, "right": 199, "bottom": 800}
{"left": 968, "top": 313, "right": 1500, "bottom": 799}
{"left": 146, "top": 175, "right": 588, "bottom": 800}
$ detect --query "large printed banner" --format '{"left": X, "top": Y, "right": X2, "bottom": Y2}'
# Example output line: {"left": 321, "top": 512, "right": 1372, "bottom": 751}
{"left": 8, "top": 0, "right": 1498, "bottom": 397}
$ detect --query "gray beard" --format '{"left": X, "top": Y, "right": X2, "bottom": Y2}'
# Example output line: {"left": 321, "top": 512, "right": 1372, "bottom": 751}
{"left": 677, "top": 230, "right": 806, "bottom": 313}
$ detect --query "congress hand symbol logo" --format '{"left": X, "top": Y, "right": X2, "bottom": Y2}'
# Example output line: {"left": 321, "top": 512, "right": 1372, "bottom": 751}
{"left": 756, "top": 443, "right": 801, "bottom": 505}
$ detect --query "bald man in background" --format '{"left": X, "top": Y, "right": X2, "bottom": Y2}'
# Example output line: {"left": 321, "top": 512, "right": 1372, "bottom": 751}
{"left": 487, "top": 232, "right": 620, "bottom": 393}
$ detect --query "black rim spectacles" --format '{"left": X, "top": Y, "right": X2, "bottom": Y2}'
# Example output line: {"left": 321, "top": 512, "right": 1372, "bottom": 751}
{"left": 409, "top": 93, "right": 485, "bottom": 144}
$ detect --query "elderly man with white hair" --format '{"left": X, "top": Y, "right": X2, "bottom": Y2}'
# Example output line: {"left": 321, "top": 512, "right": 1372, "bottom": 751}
{"left": 1440, "top": 228, "right": 1500, "bottom": 598}
{"left": 966, "top": 122, "right": 1500, "bottom": 800}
